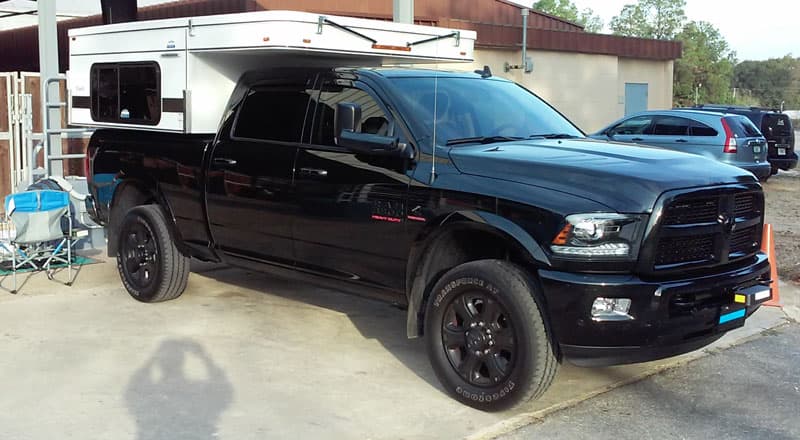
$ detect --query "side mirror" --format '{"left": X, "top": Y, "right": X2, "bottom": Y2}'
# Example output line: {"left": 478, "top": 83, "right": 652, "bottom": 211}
{"left": 335, "top": 102, "right": 361, "bottom": 141}
{"left": 335, "top": 102, "right": 409, "bottom": 158}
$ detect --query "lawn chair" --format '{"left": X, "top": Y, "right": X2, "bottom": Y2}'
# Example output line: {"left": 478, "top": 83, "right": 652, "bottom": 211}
{"left": 2, "top": 190, "right": 73, "bottom": 293}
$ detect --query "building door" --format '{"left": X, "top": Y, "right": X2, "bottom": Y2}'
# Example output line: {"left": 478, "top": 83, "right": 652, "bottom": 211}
{"left": 624, "top": 83, "right": 649, "bottom": 116}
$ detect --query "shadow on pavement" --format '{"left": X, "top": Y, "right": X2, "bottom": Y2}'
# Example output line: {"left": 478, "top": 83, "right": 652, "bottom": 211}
{"left": 189, "top": 260, "right": 441, "bottom": 391}
{"left": 126, "top": 339, "right": 234, "bottom": 440}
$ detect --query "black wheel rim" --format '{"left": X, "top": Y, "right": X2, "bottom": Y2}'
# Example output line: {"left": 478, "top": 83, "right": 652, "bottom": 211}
{"left": 441, "top": 291, "right": 517, "bottom": 388}
{"left": 120, "top": 219, "right": 160, "bottom": 292}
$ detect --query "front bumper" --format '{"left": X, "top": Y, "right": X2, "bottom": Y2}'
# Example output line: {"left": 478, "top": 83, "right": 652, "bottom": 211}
{"left": 538, "top": 253, "right": 771, "bottom": 367}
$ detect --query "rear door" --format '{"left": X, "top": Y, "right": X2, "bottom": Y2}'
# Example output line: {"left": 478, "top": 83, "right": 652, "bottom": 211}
{"left": 726, "top": 116, "right": 768, "bottom": 164}
{"left": 761, "top": 113, "right": 794, "bottom": 159}
{"left": 206, "top": 74, "right": 316, "bottom": 264}
{"left": 648, "top": 115, "right": 693, "bottom": 153}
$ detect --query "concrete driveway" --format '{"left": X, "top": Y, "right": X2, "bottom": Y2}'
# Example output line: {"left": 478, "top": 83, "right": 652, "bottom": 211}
{"left": 0, "top": 256, "right": 791, "bottom": 440}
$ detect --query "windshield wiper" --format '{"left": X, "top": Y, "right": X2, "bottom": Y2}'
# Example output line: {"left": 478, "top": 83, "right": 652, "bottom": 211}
{"left": 446, "top": 136, "right": 523, "bottom": 146}
{"left": 528, "top": 133, "right": 580, "bottom": 139}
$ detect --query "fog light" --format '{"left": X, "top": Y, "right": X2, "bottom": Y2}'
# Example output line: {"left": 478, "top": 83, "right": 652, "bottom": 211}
{"left": 591, "top": 297, "right": 633, "bottom": 321}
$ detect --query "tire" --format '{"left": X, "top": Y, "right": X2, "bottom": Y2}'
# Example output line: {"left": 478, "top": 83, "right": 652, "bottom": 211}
{"left": 424, "top": 259, "right": 558, "bottom": 411}
{"left": 116, "top": 205, "right": 189, "bottom": 302}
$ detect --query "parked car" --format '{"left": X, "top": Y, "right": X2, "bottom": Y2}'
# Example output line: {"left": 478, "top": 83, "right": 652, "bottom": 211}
{"left": 678, "top": 105, "right": 797, "bottom": 174}
{"left": 591, "top": 110, "right": 771, "bottom": 181}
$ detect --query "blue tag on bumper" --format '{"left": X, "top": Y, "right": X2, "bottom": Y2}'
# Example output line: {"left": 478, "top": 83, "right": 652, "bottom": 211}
{"left": 719, "top": 308, "right": 746, "bottom": 324}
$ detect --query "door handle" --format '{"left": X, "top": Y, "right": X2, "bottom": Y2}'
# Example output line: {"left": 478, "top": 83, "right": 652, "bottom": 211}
{"left": 631, "top": 137, "right": 644, "bottom": 142}
{"left": 299, "top": 167, "right": 328, "bottom": 178}
{"left": 213, "top": 157, "right": 238, "bottom": 167}
{"left": 675, "top": 139, "right": 688, "bottom": 143}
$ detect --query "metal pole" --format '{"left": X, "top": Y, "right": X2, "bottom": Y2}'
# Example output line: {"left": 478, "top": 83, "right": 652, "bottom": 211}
{"left": 393, "top": 0, "right": 414, "bottom": 24}
{"left": 521, "top": 8, "right": 529, "bottom": 72}
{"left": 38, "top": 0, "right": 63, "bottom": 178}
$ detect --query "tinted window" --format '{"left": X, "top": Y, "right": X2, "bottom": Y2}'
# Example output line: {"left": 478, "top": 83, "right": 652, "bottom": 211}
{"left": 389, "top": 77, "right": 582, "bottom": 146}
{"left": 688, "top": 120, "right": 718, "bottom": 136}
{"left": 652, "top": 116, "right": 689, "bottom": 136}
{"left": 610, "top": 116, "right": 653, "bottom": 135}
{"left": 761, "top": 114, "right": 792, "bottom": 137}
{"left": 90, "top": 62, "right": 160, "bottom": 124}
{"left": 725, "top": 116, "right": 762, "bottom": 138}
{"left": 233, "top": 84, "right": 313, "bottom": 142}
{"left": 309, "top": 80, "right": 389, "bottom": 146}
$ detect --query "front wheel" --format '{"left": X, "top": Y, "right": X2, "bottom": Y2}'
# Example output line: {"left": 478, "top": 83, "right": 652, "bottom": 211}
{"left": 117, "top": 205, "right": 189, "bottom": 302}
{"left": 425, "top": 260, "right": 558, "bottom": 411}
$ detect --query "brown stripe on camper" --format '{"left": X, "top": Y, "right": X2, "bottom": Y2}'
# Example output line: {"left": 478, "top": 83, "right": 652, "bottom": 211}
{"left": 72, "top": 96, "right": 90, "bottom": 109}
{"left": 162, "top": 98, "right": 184, "bottom": 113}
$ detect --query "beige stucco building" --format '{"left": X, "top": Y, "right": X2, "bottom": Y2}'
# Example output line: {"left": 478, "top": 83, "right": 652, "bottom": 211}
{"left": 457, "top": 50, "right": 674, "bottom": 132}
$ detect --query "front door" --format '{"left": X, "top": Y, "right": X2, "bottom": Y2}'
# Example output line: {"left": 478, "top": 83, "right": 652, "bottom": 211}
{"left": 292, "top": 76, "right": 411, "bottom": 289}
{"left": 206, "top": 75, "right": 315, "bottom": 264}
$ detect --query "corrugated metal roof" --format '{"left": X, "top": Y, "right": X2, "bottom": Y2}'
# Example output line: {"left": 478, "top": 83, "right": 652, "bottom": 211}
{"left": 0, "top": 0, "right": 681, "bottom": 72}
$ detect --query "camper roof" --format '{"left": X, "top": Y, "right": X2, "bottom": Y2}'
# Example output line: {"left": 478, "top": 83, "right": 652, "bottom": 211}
{"left": 68, "top": 10, "right": 476, "bottom": 64}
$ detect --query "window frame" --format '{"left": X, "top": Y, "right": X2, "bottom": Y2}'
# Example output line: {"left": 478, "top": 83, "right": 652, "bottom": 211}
{"left": 687, "top": 120, "right": 718, "bottom": 137}
{"left": 305, "top": 77, "right": 396, "bottom": 152}
{"left": 89, "top": 61, "right": 162, "bottom": 125}
{"left": 609, "top": 115, "right": 654, "bottom": 136}
{"left": 230, "top": 77, "right": 317, "bottom": 145}
{"left": 651, "top": 115, "right": 692, "bottom": 136}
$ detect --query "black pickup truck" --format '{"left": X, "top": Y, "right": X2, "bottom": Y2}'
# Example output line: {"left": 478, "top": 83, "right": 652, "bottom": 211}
{"left": 86, "top": 67, "right": 772, "bottom": 411}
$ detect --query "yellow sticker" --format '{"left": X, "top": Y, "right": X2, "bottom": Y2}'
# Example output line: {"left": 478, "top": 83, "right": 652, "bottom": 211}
{"left": 734, "top": 294, "right": 746, "bottom": 304}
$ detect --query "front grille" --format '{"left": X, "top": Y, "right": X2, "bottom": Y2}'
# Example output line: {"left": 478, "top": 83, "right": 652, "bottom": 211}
{"left": 730, "top": 226, "right": 759, "bottom": 254}
{"left": 651, "top": 188, "right": 763, "bottom": 271}
{"left": 655, "top": 235, "right": 715, "bottom": 266}
{"left": 662, "top": 198, "right": 718, "bottom": 225}
{"left": 734, "top": 194, "right": 755, "bottom": 217}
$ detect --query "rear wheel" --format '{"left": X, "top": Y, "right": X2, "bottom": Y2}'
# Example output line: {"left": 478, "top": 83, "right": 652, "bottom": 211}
{"left": 425, "top": 260, "right": 558, "bottom": 411}
{"left": 117, "top": 205, "right": 189, "bottom": 302}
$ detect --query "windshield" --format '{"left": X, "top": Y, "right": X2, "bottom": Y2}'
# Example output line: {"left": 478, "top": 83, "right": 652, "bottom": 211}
{"left": 389, "top": 76, "right": 584, "bottom": 147}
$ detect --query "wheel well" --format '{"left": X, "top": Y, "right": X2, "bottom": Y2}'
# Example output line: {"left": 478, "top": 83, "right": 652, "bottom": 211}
{"left": 107, "top": 182, "right": 156, "bottom": 256}
{"left": 409, "top": 223, "right": 538, "bottom": 337}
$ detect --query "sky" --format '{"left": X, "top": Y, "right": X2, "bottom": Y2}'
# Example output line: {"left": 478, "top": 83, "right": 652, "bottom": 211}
{"left": 529, "top": 0, "right": 798, "bottom": 61}
{"left": 2, "top": 0, "right": 797, "bottom": 61}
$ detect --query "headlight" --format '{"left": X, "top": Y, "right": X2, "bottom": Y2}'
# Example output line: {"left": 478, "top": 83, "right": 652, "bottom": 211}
{"left": 550, "top": 213, "right": 646, "bottom": 260}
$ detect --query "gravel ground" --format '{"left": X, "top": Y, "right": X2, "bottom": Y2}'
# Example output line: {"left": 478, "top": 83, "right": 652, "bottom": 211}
{"left": 763, "top": 134, "right": 800, "bottom": 283}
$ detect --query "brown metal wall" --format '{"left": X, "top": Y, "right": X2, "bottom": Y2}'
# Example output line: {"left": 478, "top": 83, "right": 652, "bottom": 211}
{"left": 0, "top": 0, "right": 680, "bottom": 72}
{"left": 0, "top": 0, "right": 678, "bottom": 73}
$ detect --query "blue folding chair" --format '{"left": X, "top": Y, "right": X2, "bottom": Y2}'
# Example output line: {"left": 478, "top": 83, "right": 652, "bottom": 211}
{"left": 2, "top": 190, "right": 73, "bottom": 293}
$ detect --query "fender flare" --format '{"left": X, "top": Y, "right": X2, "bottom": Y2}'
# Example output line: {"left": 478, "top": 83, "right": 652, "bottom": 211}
{"left": 107, "top": 178, "right": 187, "bottom": 257}
{"left": 405, "top": 210, "right": 551, "bottom": 338}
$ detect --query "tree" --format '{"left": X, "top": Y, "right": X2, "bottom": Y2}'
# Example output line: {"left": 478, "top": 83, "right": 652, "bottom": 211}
{"left": 672, "top": 21, "right": 736, "bottom": 106}
{"left": 734, "top": 56, "right": 800, "bottom": 109}
{"left": 610, "top": 0, "right": 687, "bottom": 40}
{"left": 533, "top": 0, "right": 604, "bottom": 33}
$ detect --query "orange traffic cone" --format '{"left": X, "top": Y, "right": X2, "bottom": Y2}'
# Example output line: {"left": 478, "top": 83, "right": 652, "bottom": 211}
{"left": 762, "top": 223, "right": 781, "bottom": 307}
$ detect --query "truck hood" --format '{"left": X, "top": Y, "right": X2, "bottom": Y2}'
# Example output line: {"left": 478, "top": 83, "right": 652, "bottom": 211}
{"left": 448, "top": 138, "right": 757, "bottom": 213}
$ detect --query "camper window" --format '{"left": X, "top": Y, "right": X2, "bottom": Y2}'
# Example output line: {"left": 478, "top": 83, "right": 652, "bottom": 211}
{"left": 90, "top": 62, "right": 161, "bottom": 125}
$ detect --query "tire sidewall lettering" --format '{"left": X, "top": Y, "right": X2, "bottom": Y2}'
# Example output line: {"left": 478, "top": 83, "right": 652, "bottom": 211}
{"left": 455, "top": 381, "right": 516, "bottom": 402}
{"left": 432, "top": 277, "right": 499, "bottom": 308}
